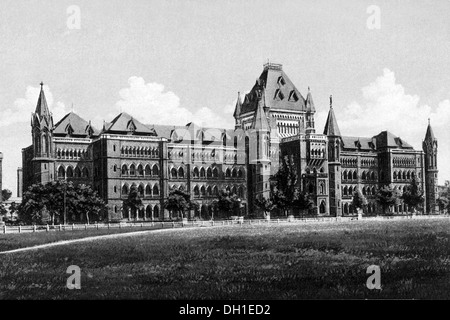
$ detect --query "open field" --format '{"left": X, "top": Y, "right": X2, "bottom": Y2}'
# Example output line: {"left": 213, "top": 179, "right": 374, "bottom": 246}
{"left": 1, "top": 218, "right": 450, "bottom": 299}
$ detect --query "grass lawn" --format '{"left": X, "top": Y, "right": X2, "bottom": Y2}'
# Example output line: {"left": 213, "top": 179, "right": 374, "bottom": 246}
{"left": 1, "top": 218, "right": 450, "bottom": 299}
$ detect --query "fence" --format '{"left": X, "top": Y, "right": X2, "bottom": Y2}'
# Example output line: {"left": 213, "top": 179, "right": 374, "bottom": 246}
{"left": 1, "top": 214, "right": 449, "bottom": 234}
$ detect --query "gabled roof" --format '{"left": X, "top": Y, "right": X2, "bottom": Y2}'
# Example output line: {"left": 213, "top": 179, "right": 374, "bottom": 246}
{"left": 104, "top": 112, "right": 156, "bottom": 136}
{"left": 53, "top": 112, "right": 99, "bottom": 137}
{"left": 240, "top": 63, "right": 306, "bottom": 115}
{"left": 323, "top": 105, "right": 341, "bottom": 136}
{"left": 341, "top": 131, "right": 413, "bottom": 151}
{"left": 342, "top": 136, "right": 376, "bottom": 151}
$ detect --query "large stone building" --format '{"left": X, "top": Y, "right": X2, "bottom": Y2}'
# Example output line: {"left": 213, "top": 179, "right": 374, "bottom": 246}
{"left": 22, "top": 63, "right": 439, "bottom": 221}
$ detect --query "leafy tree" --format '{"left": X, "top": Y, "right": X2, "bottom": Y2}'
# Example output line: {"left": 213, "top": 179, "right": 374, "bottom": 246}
{"left": 254, "top": 195, "right": 275, "bottom": 218}
{"left": 20, "top": 181, "right": 106, "bottom": 225}
{"left": 401, "top": 177, "right": 424, "bottom": 214}
{"left": 164, "top": 189, "right": 190, "bottom": 219}
{"left": 0, "top": 203, "right": 7, "bottom": 221}
{"left": 8, "top": 202, "right": 18, "bottom": 220}
{"left": 270, "top": 156, "right": 298, "bottom": 215}
{"left": 123, "top": 185, "right": 144, "bottom": 221}
{"left": 376, "top": 184, "right": 401, "bottom": 215}
{"left": 293, "top": 191, "right": 315, "bottom": 217}
{"left": 438, "top": 196, "right": 449, "bottom": 214}
{"left": 352, "top": 190, "right": 368, "bottom": 212}
{"left": 215, "top": 190, "right": 242, "bottom": 218}
{"left": 2, "top": 189, "right": 12, "bottom": 202}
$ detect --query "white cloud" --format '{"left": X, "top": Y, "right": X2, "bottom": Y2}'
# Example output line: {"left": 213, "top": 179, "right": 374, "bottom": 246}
{"left": 115, "top": 76, "right": 234, "bottom": 129}
{"left": 0, "top": 85, "right": 69, "bottom": 127}
{"left": 327, "top": 68, "right": 450, "bottom": 184}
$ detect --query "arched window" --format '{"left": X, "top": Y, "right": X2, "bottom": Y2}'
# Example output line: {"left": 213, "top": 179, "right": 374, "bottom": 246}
{"left": 145, "top": 164, "right": 151, "bottom": 176}
{"left": 194, "top": 185, "right": 200, "bottom": 196}
{"left": 206, "top": 186, "right": 212, "bottom": 196}
{"left": 153, "top": 185, "right": 159, "bottom": 196}
{"left": 343, "top": 186, "right": 348, "bottom": 196}
{"left": 152, "top": 164, "right": 159, "bottom": 176}
{"left": 238, "top": 186, "right": 244, "bottom": 198}
{"left": 344, "top": 203, "right": 349, "bottom": 215}
{"left": 138, "top": 184, "right": 144, "bottom": 196}
{"left": 137, "top": 164, "right": 144, "bottom": 176}
{"left": 122, "top": 184, "right": 129, "bottom": 195}
{"left": 238, "top": 169, "right": 243, "bottom": 178}
{"left": 226, "top": 168, "right": 231, "bottom": 177}
{"left": 213, "top": 186, "right": 219, "bottom": 195}
{"left": 213, "top": 167, "right": 219, "bottom": 178}
{"left": 66, "top": 166, "right": 73, "bottom": 178}
{"left": 122, "top": 165, "right": 128, "bottom": 176}
{"left": 200, "top": 185, "right": 206, "bottom": 196}
{"left": 58, "top": 166, "right": 65, "bottom": 179}
{"left": 352, "top": 171, "right": 357, "bottom": 180}
{"left": 319, "top": 182, "right": 325, "bottom": 195}
{"left": 129, "top": 164, "right": 136, "bottom": 176}
{"left": 393, "top": 171, "right": 397, "bottom": 180}
{"left": 319, "top": 201, "right": 326, "bottom": 214}
{"left": 343, "top": 170, "right": 348, "bottom": 180}
{"left": 145, "top": 184, "right": 151, "bottom": 196}
{"left": 171, "top": 167, "right": 178, "bottom": 179}
{"left": 402, "top": 171, "right": 406, "bottom": 180}
{"left": 207, "top": 167, "right": 212, "bottom": 178}
{"left": 193, "top": 167, "right": 199, "bottom": 178}
{"left": 154, "top": 205, "right": 160, "bottom": 218}
{"left": 200, "top": 167, "right": 206, "bottom": 178}
{"left": 362, "top": 172, "right": 366, "bottom": 180}
{"left": 178, "top": 167, "right": 185, "bottom": 178}
{"left": 232, "top": 168, "right": 237, "bottom": 178}
{"left": 371, "top": 172, "right": 375, "bottom": 180}
{"left": 146, "top": 205, "right": 152, "bottom": 220}
{"left": 82, "top": 167, "right": 89, "bottom": 178}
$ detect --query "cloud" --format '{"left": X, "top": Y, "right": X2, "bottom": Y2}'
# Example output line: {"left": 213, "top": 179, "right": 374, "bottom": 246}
{"left": 115, "top": 76, "right": 234, "bottom": 129}
{"left": 327, "top": 68, "right": 450, "bottom": 184}
{"left": 0, "top": 85, "right": 69, "bottom": 127}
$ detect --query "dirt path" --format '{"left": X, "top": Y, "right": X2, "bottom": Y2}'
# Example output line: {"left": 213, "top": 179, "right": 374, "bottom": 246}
{"left": 0, "top": 227, "right": 202, "bottom": 255}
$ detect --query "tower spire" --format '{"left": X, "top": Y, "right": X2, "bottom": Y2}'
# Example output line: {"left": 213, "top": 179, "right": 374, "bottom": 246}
{"left": 330, "top": 95, "right": 333, "bottom": 108}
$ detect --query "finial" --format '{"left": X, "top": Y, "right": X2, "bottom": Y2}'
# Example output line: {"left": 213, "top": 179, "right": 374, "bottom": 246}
{"left": 330, "top": 95, "right": 333, "bottom": 108}
{"left": 428, "top": 118, "right": 430, "bottom": 125}
{"left": 40, "top": 82, "right": 44, "bottom": 89}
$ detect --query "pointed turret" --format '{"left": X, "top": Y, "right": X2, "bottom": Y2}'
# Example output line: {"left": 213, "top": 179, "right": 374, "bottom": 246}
{"left": 233, "top": 92, "right": 242, "bottom": 118}
{"left": 35, "top": 82, "right": 51, "bottom": 121}
{"left": 424, "top": 118, "right": 436, "bottom": 143}
{"left": 252, "top": 91, "right": 270, "bottom": 131}
{"left": 305, "top": 87, "right": 316, "bottom": 113}
{"left": 323, "top": 95, "right": 341, "bottom": 136}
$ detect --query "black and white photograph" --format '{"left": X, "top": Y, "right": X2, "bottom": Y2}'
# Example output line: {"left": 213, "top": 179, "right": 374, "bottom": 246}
{"left": 0, "top": 0, "right": 449, "bottom": 308}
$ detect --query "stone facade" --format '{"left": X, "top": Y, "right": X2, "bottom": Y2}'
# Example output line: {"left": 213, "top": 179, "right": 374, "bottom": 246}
{"left": 22, "top": 64, "right": 439, "bottom": 220}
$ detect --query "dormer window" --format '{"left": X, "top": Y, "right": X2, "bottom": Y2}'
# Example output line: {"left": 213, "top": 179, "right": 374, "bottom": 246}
{"left": 277, "top": 76, "right": 286, "bottom": 86}
{"left": 274, "top": 89, "right": 284, "bottom": 100}
{"left": 288, "top": 90, "right": 299, "bottom": 102}
{"left": 127, "top": 119, "right": 136, "bottom": 134}
{"left": 65, "top": 123, "right": 74, "bottom": 136}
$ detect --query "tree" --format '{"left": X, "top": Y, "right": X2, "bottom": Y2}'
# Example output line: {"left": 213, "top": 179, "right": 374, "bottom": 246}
{"left": 293, "top": 191, "right": 315, "bottom": 217}
{"left": 9, "top": 202, "right": 18, "bottom": 220}
{"left": 164, "top": 189, "right": 190, "bottom": 220}
{"left": 270, "top": 156, "right": 298, "bottom": 216}
{"left": 352, "top": 190, "right": 368, "bottom": 213}
{"left": 2, "top": 189, "right": 12, "bottom": 202}
{"left": 20, "top": 181, "right": 107, "bottom": 224}
{"left": 401, "top": 177, "right": 424, "bottom": 214}
{"left": 123, "top": 185, "right": 144, "bottom": 221}
{"left": 215, "top": 189, "right": 242, "bottom": 218}
{"left": 0, "top": 203, "right": 7, "bottom": 221}
{"left": 254, "top": 195, "right": 275, "bottom": 218}
{"left": 376, "top": 184, "right": 401, "bottom": 215}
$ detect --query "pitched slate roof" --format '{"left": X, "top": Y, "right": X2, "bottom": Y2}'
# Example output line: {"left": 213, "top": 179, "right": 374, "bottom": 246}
{"left": 53, "top": 112, "right": 99, "bottom": 137}
{"left": 103, "top": 112, "right": 156, "bottom": 136}
{"left": 341, "top": 131, "right": 413, "bottom": 151}
{"left": 425, "top": 122, "right": 436, "bottom": 142}
{"left": 240, "top": 63, "right": 307, "bottom": 115}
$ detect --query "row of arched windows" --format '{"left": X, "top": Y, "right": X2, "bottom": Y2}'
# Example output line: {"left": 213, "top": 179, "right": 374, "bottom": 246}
{"left": 341, "top": 158, "right": 357, "bottom": 167}
{"left": 393, "top": 170, "right": 416, "bottom": 181}
{"left": 121, "top": 164, "right": 159, "bottom": 177}
{"left": 361, "top": 158, "right": 376, "bottom": 167}
{"left": 393, "top": 157, "right": 415, "bottom": 167}
{"left": 57, "top": 165, "right": 89, "bottom": 179}
{"left": 121, "top": 183, "right": 160, "bottom": 197}
{"left": 56, "top": 148, "right": 88, "bottom": 160}
{"left": 116, "top": 204, "right": 160, "bottom": 220}
{"left": 121, "top": 146, "right": 159, "bottom": 158}
{"left": 342, "top": 170, "right": 377, "bottom": 181}
{"left": 193, "top": 185, "right": 245, "bottom": 198}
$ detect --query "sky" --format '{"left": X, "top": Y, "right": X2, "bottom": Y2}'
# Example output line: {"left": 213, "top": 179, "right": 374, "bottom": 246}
{"left": 0, "top": 0, "right": 449, "bottom": 192}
